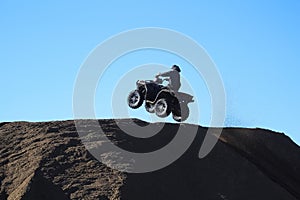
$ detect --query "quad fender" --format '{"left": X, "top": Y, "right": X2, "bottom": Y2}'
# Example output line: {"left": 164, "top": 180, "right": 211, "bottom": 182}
{"left": 174, "top": 92, "right": 194, "bottom": 104}
{"left": 156, "top": 90, "right": 175, "bottom": 103}
{"left": 136, "top": 84, "right": 147, "bottom": 98}
{"left": 143, "top": 82, "right": 162, "bottom": 102}
{"left": 144, "top": 88, "right": 173, "bottom": 104}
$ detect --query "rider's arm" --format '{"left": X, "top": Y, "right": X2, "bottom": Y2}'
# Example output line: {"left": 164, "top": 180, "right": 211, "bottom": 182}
{"left": 159, "top": 71, "right": 172, "bottom": 77}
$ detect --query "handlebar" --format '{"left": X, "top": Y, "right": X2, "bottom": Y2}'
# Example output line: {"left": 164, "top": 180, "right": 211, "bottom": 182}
{"left": 137, "top": 77, "right": 169, "bottom": 85}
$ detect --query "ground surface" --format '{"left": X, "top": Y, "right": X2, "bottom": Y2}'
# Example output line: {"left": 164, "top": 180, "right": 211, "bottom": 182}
{"left": 0, "top": 119, "right": 299, "bottom": 200}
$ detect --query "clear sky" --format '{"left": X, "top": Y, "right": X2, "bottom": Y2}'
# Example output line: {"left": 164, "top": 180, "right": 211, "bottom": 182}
{"left": 0, "top": 1, "right": 299, "bottom": 144}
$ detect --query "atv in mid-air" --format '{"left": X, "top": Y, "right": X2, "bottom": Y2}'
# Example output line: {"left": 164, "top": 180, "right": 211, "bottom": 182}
{"left": 127, "top": 76, "right": 194, "bottom": 122}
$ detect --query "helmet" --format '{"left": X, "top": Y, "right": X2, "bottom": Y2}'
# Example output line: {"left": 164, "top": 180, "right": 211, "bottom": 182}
{"left": 171, "top": 65, "right": 181, "bottom": 72}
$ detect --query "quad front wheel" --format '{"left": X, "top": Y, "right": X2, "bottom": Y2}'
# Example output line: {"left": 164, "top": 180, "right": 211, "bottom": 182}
{"left": 127, "top": 90, "right": 144, "bottom": 109}
{"left": 155, "top": 98, "right": 171, "bottom": 118}
{"left": 145, "top": 102, "right": 155, "bottom": 113}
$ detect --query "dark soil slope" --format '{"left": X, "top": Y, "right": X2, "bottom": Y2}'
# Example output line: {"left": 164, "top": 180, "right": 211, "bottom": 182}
{"left": 0, "top": 119, "right": 299, "bottom": 200}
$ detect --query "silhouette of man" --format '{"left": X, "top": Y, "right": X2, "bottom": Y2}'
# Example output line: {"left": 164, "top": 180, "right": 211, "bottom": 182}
{"left": 157, "top": 65, "right": 181, "bottom": 91}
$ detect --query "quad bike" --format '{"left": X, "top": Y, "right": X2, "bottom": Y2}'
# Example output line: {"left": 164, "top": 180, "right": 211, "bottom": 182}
{"left": 127, "top": 76, "right": 194, "bottom": 122}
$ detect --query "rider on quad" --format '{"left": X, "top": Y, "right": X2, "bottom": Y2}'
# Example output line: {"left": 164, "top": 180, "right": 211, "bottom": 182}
{"left": 156, "top": 65, "right": 181, "bottom": 92}
{"left": 127, "top": 64, "right": 193, "bottom": 122}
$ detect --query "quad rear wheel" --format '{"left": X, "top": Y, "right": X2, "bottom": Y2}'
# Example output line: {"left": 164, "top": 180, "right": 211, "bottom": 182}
{"left": 172, "top": 104, "right": 190, "bottom": 122}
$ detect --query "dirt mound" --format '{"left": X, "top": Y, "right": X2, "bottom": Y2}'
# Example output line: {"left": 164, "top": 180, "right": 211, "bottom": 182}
{"left": 0, "top": 119, "right": 299, "bottom": 200}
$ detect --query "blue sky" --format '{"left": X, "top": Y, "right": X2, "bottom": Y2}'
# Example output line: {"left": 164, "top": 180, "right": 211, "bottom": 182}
{"left": 0, "top": 1, "right": 299, "bottom": 144}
